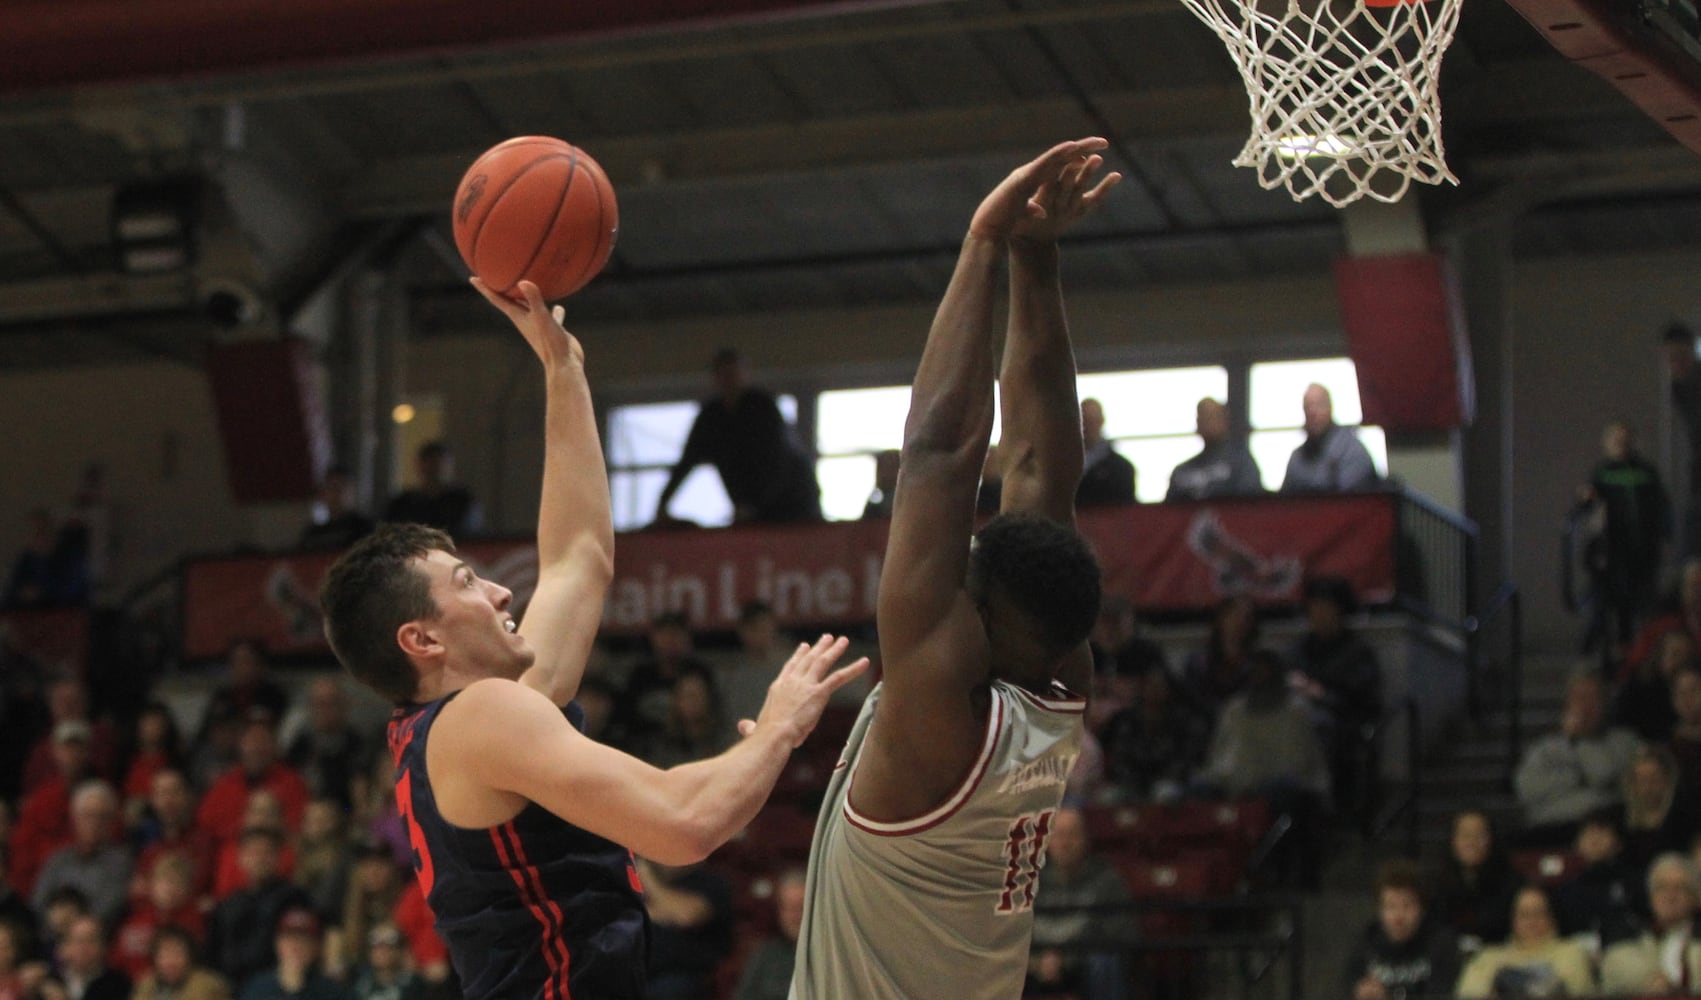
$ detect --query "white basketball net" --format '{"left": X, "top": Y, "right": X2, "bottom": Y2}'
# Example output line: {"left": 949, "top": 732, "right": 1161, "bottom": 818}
{"left": 1180, "top": 0, "right": 1463, "bottom": 205}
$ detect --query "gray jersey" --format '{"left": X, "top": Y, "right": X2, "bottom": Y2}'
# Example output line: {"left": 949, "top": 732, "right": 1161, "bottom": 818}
{"left": 791, "top": 678, "right": 1085, "bottom": 1000}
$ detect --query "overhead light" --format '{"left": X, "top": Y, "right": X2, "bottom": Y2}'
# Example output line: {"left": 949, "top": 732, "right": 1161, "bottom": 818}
{"left": 111, "top": 178, "right": 201, "bottom": 274}
{"left": 1273, "top": 134, "right": 1353, "bottom": 159}
{"left": 392, "top": 403, "right": 416, "bottom": 425}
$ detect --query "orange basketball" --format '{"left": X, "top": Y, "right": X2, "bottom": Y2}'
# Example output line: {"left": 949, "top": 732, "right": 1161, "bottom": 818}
{"left": 451, "top": 137, "right": 619, "bottom": 301}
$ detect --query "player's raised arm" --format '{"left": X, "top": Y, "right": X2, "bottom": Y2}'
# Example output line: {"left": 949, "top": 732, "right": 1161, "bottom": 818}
{"left": 471, "top": 278, "right": 614, "bottom": 707}
{"left": 438, "top": 635, "right": 868, "bottom": 864}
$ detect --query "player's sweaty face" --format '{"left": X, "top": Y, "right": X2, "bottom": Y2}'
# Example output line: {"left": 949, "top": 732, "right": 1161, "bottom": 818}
{"left": 420, "top": 550, "right": 533, "bottom": 677}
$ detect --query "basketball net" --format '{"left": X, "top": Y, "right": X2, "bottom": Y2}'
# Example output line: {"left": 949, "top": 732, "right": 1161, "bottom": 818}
{"left": 1181, "top": 0, "right": 1463, "bottom": 205}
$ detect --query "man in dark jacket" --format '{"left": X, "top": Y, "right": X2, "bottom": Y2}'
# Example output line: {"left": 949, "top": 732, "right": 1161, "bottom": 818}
{"left": 1340, "top": 860, "right": 1459, "bottom": 1000}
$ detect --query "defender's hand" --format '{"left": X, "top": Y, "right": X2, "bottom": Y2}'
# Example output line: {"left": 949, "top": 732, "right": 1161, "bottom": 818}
{"left": 1009, "top": 151, "right": 1120, "bottom": 246}
{"left": 968, "top": 138, "right": 1115, "bottom": 242}
{"left": 471, "top": 278, "right": 584, "bottom": 371}
{"left": 740, "top": 635, "right": 869, "bottom": 748}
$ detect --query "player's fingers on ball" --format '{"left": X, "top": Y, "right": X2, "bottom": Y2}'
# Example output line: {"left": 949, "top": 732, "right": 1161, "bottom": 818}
{"left": 551, "top": 305, "right": 566, "bottom": 326}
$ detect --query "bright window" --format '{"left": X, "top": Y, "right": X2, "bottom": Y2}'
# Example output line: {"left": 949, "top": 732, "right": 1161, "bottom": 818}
{"left": 1248, "top": 358, "right": 1387, "bottom": 491}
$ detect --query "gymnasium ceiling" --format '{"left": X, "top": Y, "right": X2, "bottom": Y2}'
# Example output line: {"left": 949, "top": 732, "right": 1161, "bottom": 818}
{"left": 0, "top": 0, "right": 1699, "bottom": 368}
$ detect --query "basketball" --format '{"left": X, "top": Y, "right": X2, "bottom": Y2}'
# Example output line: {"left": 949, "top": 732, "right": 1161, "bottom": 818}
{"left": 451, "top": 137, "right": 619, "bottom": 301}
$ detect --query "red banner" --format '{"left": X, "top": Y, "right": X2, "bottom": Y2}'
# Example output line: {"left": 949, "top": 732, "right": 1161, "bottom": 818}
{"left": 180, "top": 495, "right": 1398, "bottom": 661}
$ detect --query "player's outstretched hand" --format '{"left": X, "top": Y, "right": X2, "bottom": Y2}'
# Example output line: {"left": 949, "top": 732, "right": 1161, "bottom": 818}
{"left": 741, "top": 635, "right": 869, "bottom": 748}
{"left": 968, "top": 138, "right": 1116, "bottom": 243}
{"left": 471, "top": 277, "right": 585, "bottom": 371}
{"left": 1009, "top": 151, "right": 1120, "bottom": 246}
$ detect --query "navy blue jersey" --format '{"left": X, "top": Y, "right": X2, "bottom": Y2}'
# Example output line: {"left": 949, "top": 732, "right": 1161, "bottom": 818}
{"left": 388, "top": 691, "right": 648, "bottom": 1000}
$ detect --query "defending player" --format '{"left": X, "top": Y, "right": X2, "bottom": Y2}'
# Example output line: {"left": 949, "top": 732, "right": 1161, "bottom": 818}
{"left": 319, "top": 279, "right": 867, "bottom": 1000}
{"left": 791, "top": 139, "right": 1120, "bottom": 999}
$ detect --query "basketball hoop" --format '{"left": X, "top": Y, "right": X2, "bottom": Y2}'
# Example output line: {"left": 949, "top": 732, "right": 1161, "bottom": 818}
{"left": 1181, "top": 0, "right": 1464, "bottom": 205}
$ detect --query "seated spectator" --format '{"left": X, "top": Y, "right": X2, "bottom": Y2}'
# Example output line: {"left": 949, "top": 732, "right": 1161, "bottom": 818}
{"left": 133, "top": 769, "right": 215, "bottom": 904}
{"left": 383, "top": 442, "right": 481, "bottom": 539}
{"left": 1513, "top": 671, "right": 1639, "bottom": 847}
{"left": 1086, "top": 598, "right": 1167, "bottom": 734}
{"left": 1551, "top": 808, "right": 1646, "bottom": 949}
{"left": 334, "top": 847, "right": 402, "bottom": 980}
{"left": 211, "top": 792, "right": 296, "bottom": 900}
{"left": 36, "top": 887, "right": 91, "bottom": 962}
{"left": 0, "top": 917, "right": 33, "bottom": 1000}
{"left": 121, "top": 705, "right": 184, "bottom": 829}
{"left": 206, "top": 829, "right": 311, "bottom": 986}
{"left": 0, "top": 847, "right": 35, "bottom": 946}
{"left": 21, "top": 678, "right": 118, "bottom": 795}
{"left": 1165, "top": 397, "right": 1263, "bottom": 501}
{"left": 237, "top": 907, "right": 348, "bottom": 1000}
{"left": 1620, "top": 559, "right": 1701, "bottom": 687}
{"left": 1179, "top": 596, "right": 1259, "bottom": 715}
{"left": 1430, "top": 810, "right": 1519, "bottom": 952}
{"left": 286, "top": 680, "right": 369, "bottom": 812}
{"left": 639, "top": 666, "right": 733, "bottom": 769}
{"left": 1601, "top": 852, "right": 1701, "bottom": 996}
{"left": 619, "top": 612, "right": 715, "bottom": 741}
{"left": 55, "top": 916, "right": 128, "bottom": 1000}
{"left": 197, "top": 712, "right": 309, "bottom": 847}
{"left": 298, "top": 466, "right": 374, "bottom": 553}
{"left": 717, "top": 601, "right": 791, "bottom": 732}
{"left": 1455, "top": 886, "right": 1596, "bottom": 998}
{"left": 196, "top": 642, "right": 289, "bottom": 747}
{"left": 861, "top": 449, "right": 900, "bottom": 520}
{"left": 639, "top": 859, "right": 734, "bottom": 1000}
{"left": 1673, "top": 666, "right": 1701, "bottom": 787}
{"left": 1623, "top": 744, "right": 1699, "bottom": 873}
{"left": 132, "top": 927, "right": 229, "bottom": 1000}
{"left": 291, "top": 802, "right": 350, "bottom": 924}
{"left": 1339, "top": 859, "right": 1459, "bottom": 1000}
{"left": 347, "top": 923, "right": 422, "bottom": 1000}
{"left": 32, "top": 781, "right": 130, "bottom": 927}
{"left": 1279, "top": 383, "right": 1379, "bottom": 494}
{"left": 1028, "top": 806, "right": 1132, "bottom": 1000}
{"left": 1288, "top": 575, "right": 1382, "bottom": 815}
{"left": 1098, "top": 665, "right": 1208, "bottom": 803}
{"left": 1616, "top": 629, "right": 1691, "bottom": 743}
{"left": 1076, "top": 399, "right": 1136, "bottom": 507}
{"left": 730, "top": 869, "right": 805, "bottom": 1000}
{"left": 1192, "top": 649, "right": 1330, "bottom": 885}
{"left": 187, "top": 709, "right": 242, "bottom": 796}
{"left": 110, "top": 854, "right": 204, "bottom": 981}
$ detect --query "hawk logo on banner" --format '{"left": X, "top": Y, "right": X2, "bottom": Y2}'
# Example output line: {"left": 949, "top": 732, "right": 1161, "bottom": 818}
{"left": 1186, "top": 510, "right": 1302, "bottom": 600}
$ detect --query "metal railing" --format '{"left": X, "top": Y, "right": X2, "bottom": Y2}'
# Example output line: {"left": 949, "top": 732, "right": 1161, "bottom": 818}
{"left": 1465, "top": 582, "right": 1525, "bottom": 778}
{"left": 1391, "top": 486, "right": 1479, "bottom": 632}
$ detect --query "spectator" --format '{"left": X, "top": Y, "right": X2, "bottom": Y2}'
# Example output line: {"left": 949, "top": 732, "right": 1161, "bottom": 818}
{"left": 36, "top": 888, "right": 91, "bottom": 964}
{"left": 298, "top": 466, "right": 374, "bottom": 553}
{"left": 120, "top": 706, "right": 184, "bottom": 829}
{"left": 196, "top": 643, "right": 289, "bottom": 747}
{"left": 205, "top": 830, "right": 311, "bottom": 986}
{"left": 109, "top": 854, "right": 204, "bottom": 981}
{"left": 55, "top": 916, "right": 128, "bottom": 1000}
{"left": 133, "top": 769, "right": 214, "bottom": 904}
{"left": 571, "top": 677, "right": 619, "bottom": 748}
{"left": 652, "top": 348, "right": 821, "bottom": 525}
{"left": 60, "top": 463, "right": 113, "bottom": 601}
{"left": 1601, "top": 852, "right": 1701, "bottom": 996}
{"left": 382, "top": 442, "right": 480, "bottom": 540}
{"left": 1086, "top": 597, "right": 1167, "bottom": 734}
{"left": 236, "top": 907, "right": 347, "bottom": 1000}
{"left": 186, "top": 710, "right": 241, "bottom": 797}
{"left": 1550, "top": 808, "right": 1646, "bottom": 949}
{"left": 639, "top": 859, "right": 734, "bottom": 1000}
{"left": 1098, "top": 666, "right": 1208, "bottom": 803}
{"left": 730, "top": 869, "right": 805, "bottom": 1000}
{"left": 619, "top": 612, "right": 715, "bottom": 740}
{"left": 1288, "top": 575, "right": 1383, "bottom": 819}
{"left": 1339, "top": 859, "right": 1459, "bottom": 1000}
{"left": 1279, "top": 384, "right": 1378, "bottom": 494}
{"left": 1579, "top": 420, "right": 1670, "bottom": 651}
{"left": 1430, "top": 810, "right": 1518, "bottom": 952}
{"left": 3, "top": 509, "right": 80, "bottom": 610}
{"left": 32, "top": 782, "right": 130, "bottom": 927}
{"left": 717, "top": 601, "right": 789, "bottom": 733}
{"left": 334, "top": 847, "right": 402, "bottom": 979}
{"left": 211, "top": 792, "right": 296, "bottom": 900}
{"left": 1076, "top": 399, "right": 1135, "bottom": 507}
{"left": 0, "top": 917, "right": 31, "bottom": 1000}
{"left": 1180, "top": 596, "right": 1259, "bottom": 715}
{"left": 1192, "top": 649, "right": 1330, "bottom": 885}
{"left": 9, "top": 721, "right": 93, "bottom": 898}
{"left": 1617, "top": 629, "right": 1691, "bottom": 743}
{"left": 1513, "top": 671, "right": 1639, "bottom": 846}
{"left": 861, "top": 449, "right": 900, "bottom": 520}
{"left": 1027, "top": 806, "right": 1132, "bottom": 1000}
{"left": 347, "top": 924, "right": 422, "bottom": 1000}
{"left": 285, "top": 679, "right": 368, "bottom": 811}
{"left": 0, "top": 847, "right": 34, "bottom": 947}
{"left": 1662, "top": 322, "right": 1701, "bottom": 557}
{"left": 22, "top": 679, "right": 118, "bottom": 795}
{"left": 1623, "top": 745, "right": 1699, "bottom": 874}
{"left": 1673, "top": 667, "right": 1701, "bottom": 788}
{"left": 1166, "top": 398, "right": 1264, "bottom": 501}
{"left": 197, "top": 712, "right": 308, "bottom": 846}
{"left": 290, "top": 802, "right": 350, "bottom": 924}
{"left": 386, "top": 883, "right": 448, "bottom": 993}
{"left": 132, "top": 927, "right": 228, "bottom": 1000}
{"left": 1621, "top": 559, "right": 1701, "bottom": 685}
{"left": 1455, "top": 886, "right": 1596, "bottom": 998}
{"left": 640, "top": 666, "right": 733, "bottom": 769}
